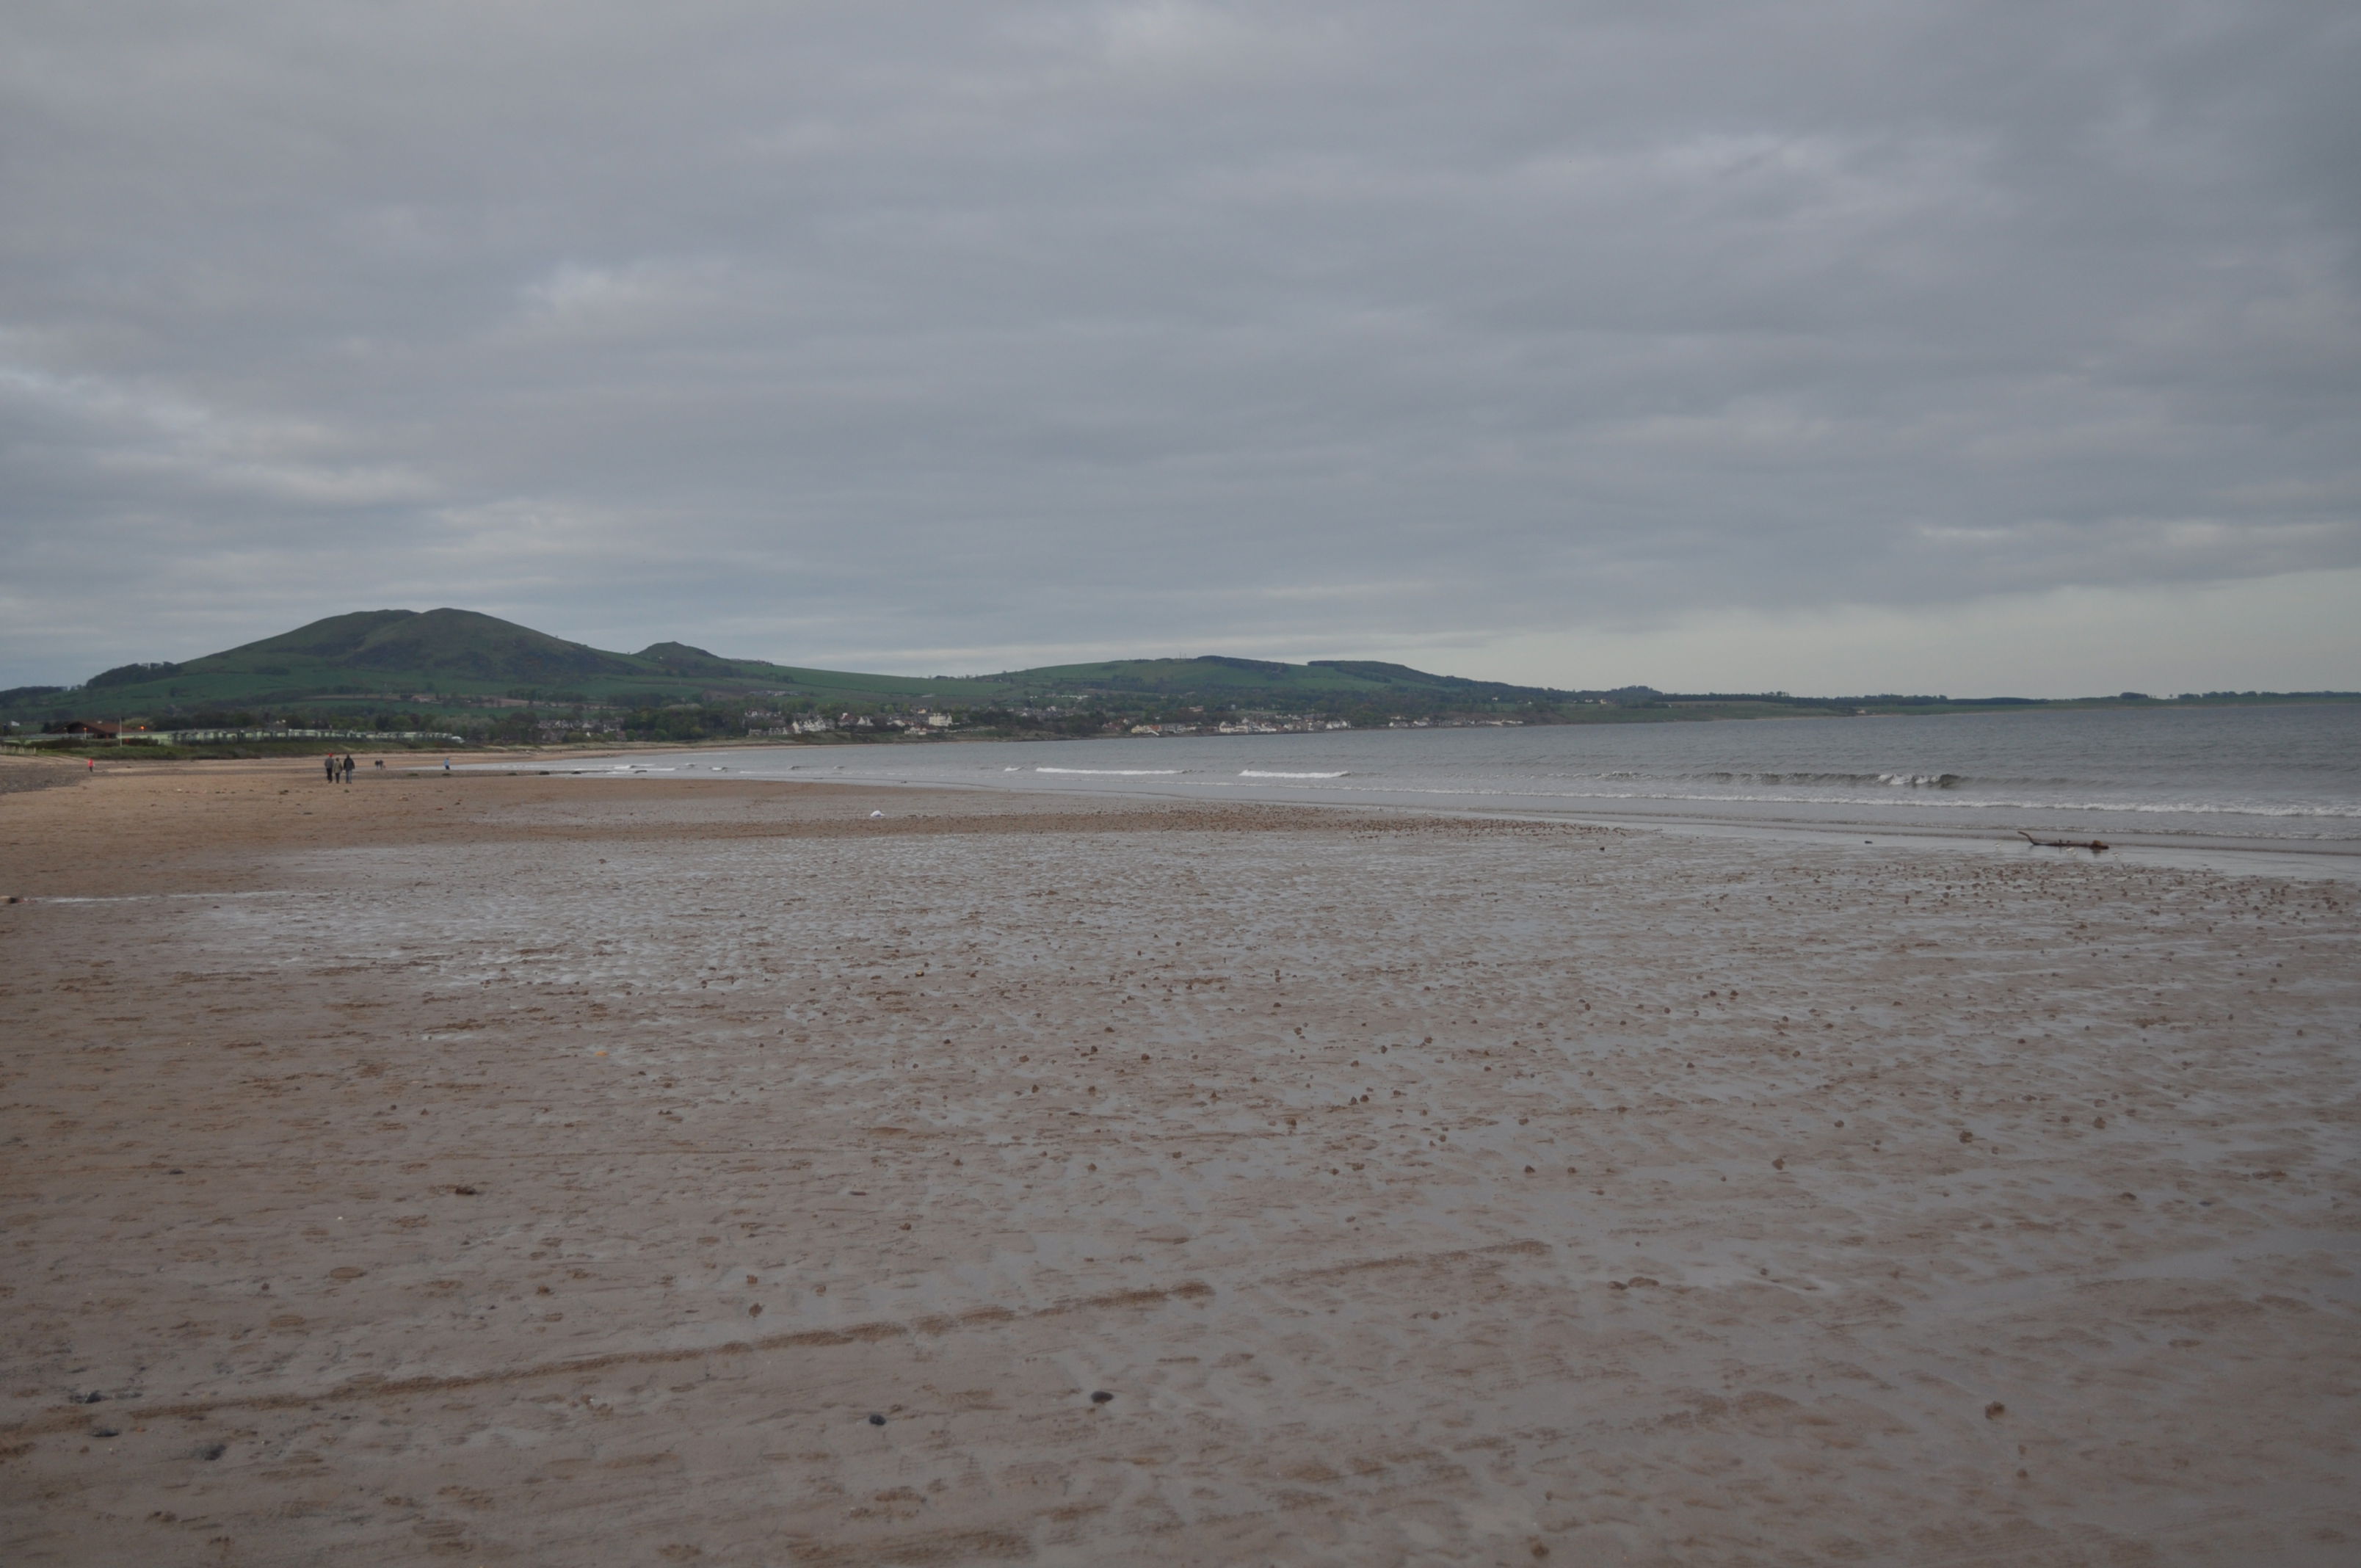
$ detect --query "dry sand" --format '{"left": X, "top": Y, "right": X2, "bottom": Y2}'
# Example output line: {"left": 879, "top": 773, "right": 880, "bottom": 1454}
{"left": 1, "top": 752, "right": 2357, "bottom": 1566}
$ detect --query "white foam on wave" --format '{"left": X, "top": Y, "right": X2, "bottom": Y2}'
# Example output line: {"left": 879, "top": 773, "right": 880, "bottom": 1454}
{"left": 1239, "top": 769, "right": 1348, "bottom": 779}
{"left": 1205, "top": 778, "right": 2361, "bottom": 819}
{"left": 1035, "top": 766, "right": 1181, "bottom": 776}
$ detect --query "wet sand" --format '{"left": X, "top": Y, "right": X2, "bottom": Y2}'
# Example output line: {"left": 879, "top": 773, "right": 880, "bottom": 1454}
{"left": 2, "top": 753, "right": 2357, "bottom": 1565}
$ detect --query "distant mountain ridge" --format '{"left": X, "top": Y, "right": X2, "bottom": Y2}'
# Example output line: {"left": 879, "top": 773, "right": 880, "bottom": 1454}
{"left": 18, "top": 609, "right": 2349, "bottom": 729}
{"left": 15, "top": 608, "right": 1579, "bottom": 717}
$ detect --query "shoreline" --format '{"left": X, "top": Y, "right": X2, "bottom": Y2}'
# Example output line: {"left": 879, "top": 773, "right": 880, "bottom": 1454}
{"left": 462, "top": 750, "right": 2361, "bottom": 880}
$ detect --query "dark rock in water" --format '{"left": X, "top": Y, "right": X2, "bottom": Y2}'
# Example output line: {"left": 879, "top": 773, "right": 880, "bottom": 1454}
{"left": 866, "top": 1412, "right": 886, "bottom": 1426}
{"left": 1090, "top": 1390, "right": 1114, "bottom": 1404}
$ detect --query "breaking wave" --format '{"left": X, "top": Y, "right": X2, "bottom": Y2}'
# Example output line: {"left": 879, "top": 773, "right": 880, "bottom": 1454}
{"left": 1034, "top": 766, "right": 1180, "bottom": 776}
{"left": 1689, "top": 770, "right": 1964, "bottom": 788}
{"left": 1206, "top": 779, "right": 2361, "bottom": 819}
{"left": 1239, "top": 769, "right": 1348, "bottom": 778}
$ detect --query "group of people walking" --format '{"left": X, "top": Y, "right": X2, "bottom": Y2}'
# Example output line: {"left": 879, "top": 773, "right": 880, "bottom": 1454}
{"left": 324, "top": 752, "right": 356, "bottom": 783}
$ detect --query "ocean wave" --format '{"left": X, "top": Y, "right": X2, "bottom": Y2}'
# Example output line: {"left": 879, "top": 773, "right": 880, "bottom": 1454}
{"left": 1239, "top": 769, "right": 1348, "bottom": 778}
{"left": 1535, "top": 769, "right": 1964, "bottom": 788}
{"left": 1035, "top": 766, "right": 1180, "bottom": 776}
{"left": 1203, "top": 778, "right": 2361, "bottom": 819}
{"left": 1689, "top": 771, "right": 1964, "bottom": 788}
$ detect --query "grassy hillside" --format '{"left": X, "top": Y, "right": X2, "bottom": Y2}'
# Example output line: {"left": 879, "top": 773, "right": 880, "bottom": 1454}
{"left": 194, "top": 608, "right": 648, "bottom": 683}
{"left": 4, "top": 609, "right": 1575, "bottom": 723}
{"left": 962, "top": 654, "right": 1553, "bottom": 705}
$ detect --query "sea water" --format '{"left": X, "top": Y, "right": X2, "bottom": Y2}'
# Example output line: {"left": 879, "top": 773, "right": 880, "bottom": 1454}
{"left": 543, "top": 703, "right": 2361, "bottom": 862}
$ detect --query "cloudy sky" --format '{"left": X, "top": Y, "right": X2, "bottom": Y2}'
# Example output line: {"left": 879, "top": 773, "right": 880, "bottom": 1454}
{"left": 4, "top": 1, "right": 2356, "bottom": 696}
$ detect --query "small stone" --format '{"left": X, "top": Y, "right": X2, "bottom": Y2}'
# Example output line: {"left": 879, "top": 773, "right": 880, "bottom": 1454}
{"left": 1090, "top": 1390, "right": 1114, "bottom": 1404}
{"left": 867, "top": 1412, "right": 886, "bottom": 1426}
{"left": 1985, "top": 1401, "right": 2006, "bottom": 1419}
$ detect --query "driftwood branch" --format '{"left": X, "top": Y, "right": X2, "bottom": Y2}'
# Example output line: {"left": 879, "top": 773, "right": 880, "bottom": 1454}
{"left": 2018, "top": 830, "right": 2108, "bottom": 852}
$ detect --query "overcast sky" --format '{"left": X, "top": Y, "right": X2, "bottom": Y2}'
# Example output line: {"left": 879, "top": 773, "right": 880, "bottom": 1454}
{"left": 4, "top": 1, "right": 2356, "bottom": 696}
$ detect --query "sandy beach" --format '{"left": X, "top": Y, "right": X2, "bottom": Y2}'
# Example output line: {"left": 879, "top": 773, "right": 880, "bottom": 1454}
{"left": 2, "top": 752, "right": 2356, "bottom": 1566}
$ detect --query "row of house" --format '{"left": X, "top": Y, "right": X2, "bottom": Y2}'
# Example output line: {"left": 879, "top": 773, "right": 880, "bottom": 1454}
{"left": 747, "top": 711, "right": 955, "bottom": 737}
{"left": 1129, "top": 717, "right": 1356, "bottom": 737}
{"left": 11, "top": 722, "right": 464, "bottom": 744}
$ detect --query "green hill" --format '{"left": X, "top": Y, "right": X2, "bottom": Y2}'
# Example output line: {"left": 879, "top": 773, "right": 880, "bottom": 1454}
{"left": 4, "top": 609, "right": 1577, "bottom": 725}
{"left": 171, "top": 608, "right": 648, "bottom": 684}
{"left": 964, "top": 653, "right": 1554, "bottom": 706}
{"left": 17, "top": 609, "right": 2347, "bottom": 743}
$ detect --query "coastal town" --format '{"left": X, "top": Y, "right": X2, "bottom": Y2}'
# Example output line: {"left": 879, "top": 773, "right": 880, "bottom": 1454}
{"left": 4, "top": 697, "right": 1539, "bottom": 755}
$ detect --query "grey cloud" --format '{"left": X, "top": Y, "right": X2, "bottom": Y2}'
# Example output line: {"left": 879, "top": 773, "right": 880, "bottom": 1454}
{"left": 2, "top": 0, "right": 2355, "bottom": 686}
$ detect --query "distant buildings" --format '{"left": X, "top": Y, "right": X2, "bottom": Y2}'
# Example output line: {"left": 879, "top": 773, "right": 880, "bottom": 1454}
{"left": 744, "top": 709, "right": 954, "bottom": 738}
{"left": 1128, "top": 715, "right": 1355, "bottom": 737}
